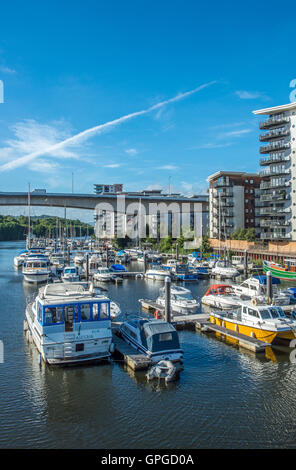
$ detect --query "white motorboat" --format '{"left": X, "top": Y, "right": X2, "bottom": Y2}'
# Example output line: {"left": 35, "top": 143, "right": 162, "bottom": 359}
{"left": 50, "top": 252, "right": 66, "bottom": 270}
{"left": 87, "top": 253, "right": 102, "bottom": 275}
{"left": 119, "top": 318, "right": 183, "bottom": 363}
{"left": 146, "top": 360, "right": 179, "bottom": 383}
{"left": 156, "top": 285, "right": 200, "bottom": 314}
{"left": 211, "top": 259, "right": 240, "bottom": 278}
{"left": 109, "top": 301, "right": 121, "bottom": 320}
{"left": 61, "top": 266, "right": 80, "bottom": 283}
{"left": 74, "top": 252, "right": 85, "bottom": 265}
{"left": 22, "top": 256, "right": 51, "bottom": 284}
{"left": 145, "top": 267, "right": 172, "bottom": 281}
{"left": 232, "top": 276, "right": 291, "bottom": 305}
{"left": 93, "top": 267, "right": 112, "bottom": 282}
{"left": 24, "top": 282, "right": 113, "bottom": 365}
{"left": 201, "top": 284, "right": 241, "bottom": 309}
{"left": 231, "top": 255, "right": 254, "bottom": 271}
{"left": 14, "top": 249, "right": 28, "bottom": 268}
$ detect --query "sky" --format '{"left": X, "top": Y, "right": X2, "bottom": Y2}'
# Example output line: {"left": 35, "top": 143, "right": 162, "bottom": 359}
{"left": 0, "top": 0, "right": 295, "bottom": 221}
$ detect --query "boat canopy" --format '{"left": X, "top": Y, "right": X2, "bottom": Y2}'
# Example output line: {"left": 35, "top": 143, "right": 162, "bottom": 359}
{"left": 252, "top": 275, "right": 280, "bottom": 285}
{"left": 110, "top": 264, "right": 126, "bottom": 272}
{"left": 205, "top": 284, "right": 233, "bottom": 296}
{"left": 142, "top": 320, "right": 181, "bottom": 353}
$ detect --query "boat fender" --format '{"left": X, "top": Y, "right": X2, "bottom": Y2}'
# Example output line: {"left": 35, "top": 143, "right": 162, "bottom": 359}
{"left": 109, "top": 343, "right": 115, "bottom": 354}
{"left": 266, "top": 297, "right": 272, "bottom": 305}
{"left": 250, "top": 331, "right": 255, "bottom": 338}
{"left": 154, "top": 310, "right": 161, "bottom": 319}
{"left": 252, "top": 298, "right": 257, "bottom": 306}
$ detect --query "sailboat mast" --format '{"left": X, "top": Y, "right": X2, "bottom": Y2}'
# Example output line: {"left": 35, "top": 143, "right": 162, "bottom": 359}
{"left": 28, "top": 183, "right": 31, "bottom": 249}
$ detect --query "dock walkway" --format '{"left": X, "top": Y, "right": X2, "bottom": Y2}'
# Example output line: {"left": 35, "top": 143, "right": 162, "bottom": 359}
{"left": 195, "top": 319, "right": 271, "bottom": 352}
{"left": 112, "top": 333, "right": 152, "bottom": 371}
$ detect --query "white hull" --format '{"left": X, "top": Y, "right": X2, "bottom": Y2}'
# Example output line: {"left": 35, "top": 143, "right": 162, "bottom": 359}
{"left": 25, "top": 305, "right": 112, "bottom": 365}
{"left": 211, "top": 267, "right": 239, "bottom": 278}
{"left": 202, "top": 295, "right": 240, "bottom": 310}
{"left": 23, "top": 272, "right": 50, "bottom": 284}
{"left": 145, "top": 271, "right": 170, "bottom": 281}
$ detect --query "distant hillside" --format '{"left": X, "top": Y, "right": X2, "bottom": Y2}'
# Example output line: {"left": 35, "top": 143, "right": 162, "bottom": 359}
{"left": 0, "top": 215, "right": 94, "bottom": 241}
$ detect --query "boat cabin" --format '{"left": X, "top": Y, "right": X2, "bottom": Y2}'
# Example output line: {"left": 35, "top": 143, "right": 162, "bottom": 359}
{"left": 35, "top": 284, "right": 111, "bottom": 332}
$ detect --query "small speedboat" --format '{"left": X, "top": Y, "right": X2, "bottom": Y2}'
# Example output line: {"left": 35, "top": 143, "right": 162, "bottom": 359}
{"left": 211, "top": 259, "right": 240, "bottom": 279}
{"left": 201, "top": 284, "right": 241, "bottom": 309}
{"left": 61, "top": 266, "right": 80, "bottom": 283}
{"left": 145, "top": 266, "right": 172, "bottom": 281}
{"left": 109, "top": 264, "right": 126, "bottom": 273}
{"left": 232, "top": 276, "right": 291, "bottom": 305}
{"left": 146, "top": 360, "right": 179, "bottom": 383}
{"left": 156, "top": 285, "right": 200, "bottom": 314}
{"left": 93, "top": 267, "right": 112, "bottom": 282}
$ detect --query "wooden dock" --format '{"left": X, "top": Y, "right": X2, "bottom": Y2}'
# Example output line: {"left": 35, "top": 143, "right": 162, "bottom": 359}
{"left": 139, "top": 298, "right": 209, "bottom": 326}
{"left": 195, "top": 320, "right": 271, "bottom": 353}
{"left": 112, "top": 333, "right": 152, "bottom": 371}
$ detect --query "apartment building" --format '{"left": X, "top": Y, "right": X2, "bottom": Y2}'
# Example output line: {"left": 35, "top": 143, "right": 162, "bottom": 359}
{"left": 207, "top": 171, "right": 261, "bottom": 239}
{"left": 253, "top": 102, "right": 296, "bottom": 241}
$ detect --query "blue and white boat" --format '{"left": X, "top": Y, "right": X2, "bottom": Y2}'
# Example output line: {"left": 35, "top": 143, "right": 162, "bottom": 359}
{"left": 24, "top": 282, "right": 113, "bottom": 365}
{"left": 172, "top": 264, "right": 198, "bottom": 282}
{"left": 61, "top": 266, "right": 80, "bottom": 283}
{"left": 119, "top": 318, "right": 183, "bottom": 363}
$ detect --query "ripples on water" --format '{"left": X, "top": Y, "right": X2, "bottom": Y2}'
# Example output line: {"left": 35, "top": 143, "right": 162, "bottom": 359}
{"left": 1, "top": 241, "right": 296, "bottom": 448}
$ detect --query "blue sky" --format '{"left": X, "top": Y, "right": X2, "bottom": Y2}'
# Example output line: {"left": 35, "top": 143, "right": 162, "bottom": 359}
{"left": 0, "top": 0, "right": 295, "bottom": 220}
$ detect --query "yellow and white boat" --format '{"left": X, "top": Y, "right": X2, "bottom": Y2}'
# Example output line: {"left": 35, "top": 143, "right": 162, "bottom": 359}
{"left": 209, "top": 300, "right": 296, "bottom": 343}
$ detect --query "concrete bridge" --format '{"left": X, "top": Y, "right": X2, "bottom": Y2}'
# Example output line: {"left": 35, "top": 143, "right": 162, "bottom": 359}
{"left": 0, "top": 191, "right": 208, "bottom": 212}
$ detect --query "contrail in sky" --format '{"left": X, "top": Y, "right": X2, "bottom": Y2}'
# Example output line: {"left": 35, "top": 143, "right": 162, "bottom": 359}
{"left": 0, "top": 81, "right": 216, "bottom": 172}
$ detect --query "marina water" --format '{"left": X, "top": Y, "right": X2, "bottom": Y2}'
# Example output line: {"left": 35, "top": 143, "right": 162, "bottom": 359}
{"left": 1, "top": 241, "right": 296, "bottom": 448}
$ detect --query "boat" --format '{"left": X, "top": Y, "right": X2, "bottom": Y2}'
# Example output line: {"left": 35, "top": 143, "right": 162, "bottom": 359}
{"left": 209, "top": 300, "right": 296, "bottom": 343}
{"left": 145, "top": 266, "right": 172, "bottom": 281}
{"left": 171, "top": 264, "right": 199, "bottom": 282}
{"left": 119, "top": 318, "right": 183, "bottom": 363}
{"left": 14, "top": 249, "right": 28, "bottom": 268}
{"left": 201, "top": 284, "right": 241, "bottom": 309}
{"left": 73, "top": 251, "right": 85, "bottom": 265}
{"left": 156, "top": 285, "right": 200, "bottom": 314}
{"left": 93, "top": 267, "right": 112, "bottom": 282}
{"left": 211, "top": 259, "right": 240, "bottom": 279}
{"left": 263, "top": 259, "right": 296, "bottom": 281}
{"left": 87, "top": 253, "right": 102, "bottom": 274}
{"left": 61, "top": 266, "right": 80, "bottom": 283}
{"left": 109, "top": 264, "right": 126, "bottom": 273}
{"left": 146, "top": 360, "right": 179, "bottom": 383}
{"left": 24, "top": 282, "right": 113, "bottom": 365}
{"left": 22, "top": 256, "right": 51, "bottom": 284}
{"left": 231, "top": 255, "right": 254, "bottom": 271}
{"left": 50, "top": 252, "right": 66, "bottom": 270}
{"left": 109, "top": 301, "right": 121, "bottom": 320}
{"left": 232, "top": 276, "right": 291, "bottom": 305}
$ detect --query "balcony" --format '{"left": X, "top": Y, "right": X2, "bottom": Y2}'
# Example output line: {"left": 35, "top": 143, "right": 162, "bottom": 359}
{"left": 260, "top": 180, "right": 290, "bottom": 190}
{"left": 261, "top": 232, "right": 291, "bottom": 240}
{"left": 260, "top": 219, "right": 291, "bottom": 228}
{"left": 259, "top": 116, "right": 289, "bottom": 130}
{"left": 212, "top": 200, "right": 234, "bottom": 208}
{"left": 260, "top": 207, "right": 291, "bottom": 216}
{"left": 259, "top": 129, "right": 290, "bottom": 142}
{"left": 212, "top": 189, "right": 233, "bottom": 198}
{"left": 260, "top": 141, "right": 290, "bottom": 154}
{"left": 260, "top": 154, "right": 289, "bottom": 166}
{"left": 260, "top": 191, "right": 289, "bottom": 202}
{"left": 259, "top": 167, "right": 290, "bottom": 177}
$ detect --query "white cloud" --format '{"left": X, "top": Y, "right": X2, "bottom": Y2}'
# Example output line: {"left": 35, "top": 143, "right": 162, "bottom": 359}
{"left": 217, "top": 128, "right": 253, "bottom": 139}
{"left": 156, "top": 165, "right": 179, "bottom": 170}
{"left": 235, "top": 90, "right": 269, "bottom": 100}
{"left": 125, "top": 148, "right": 138, "bottom": 156}
{"left": 0, "top": 65, "right": 16, "bottom": 74}
{"left": 103, "top": 163, "right": 121, "bottom": 168}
